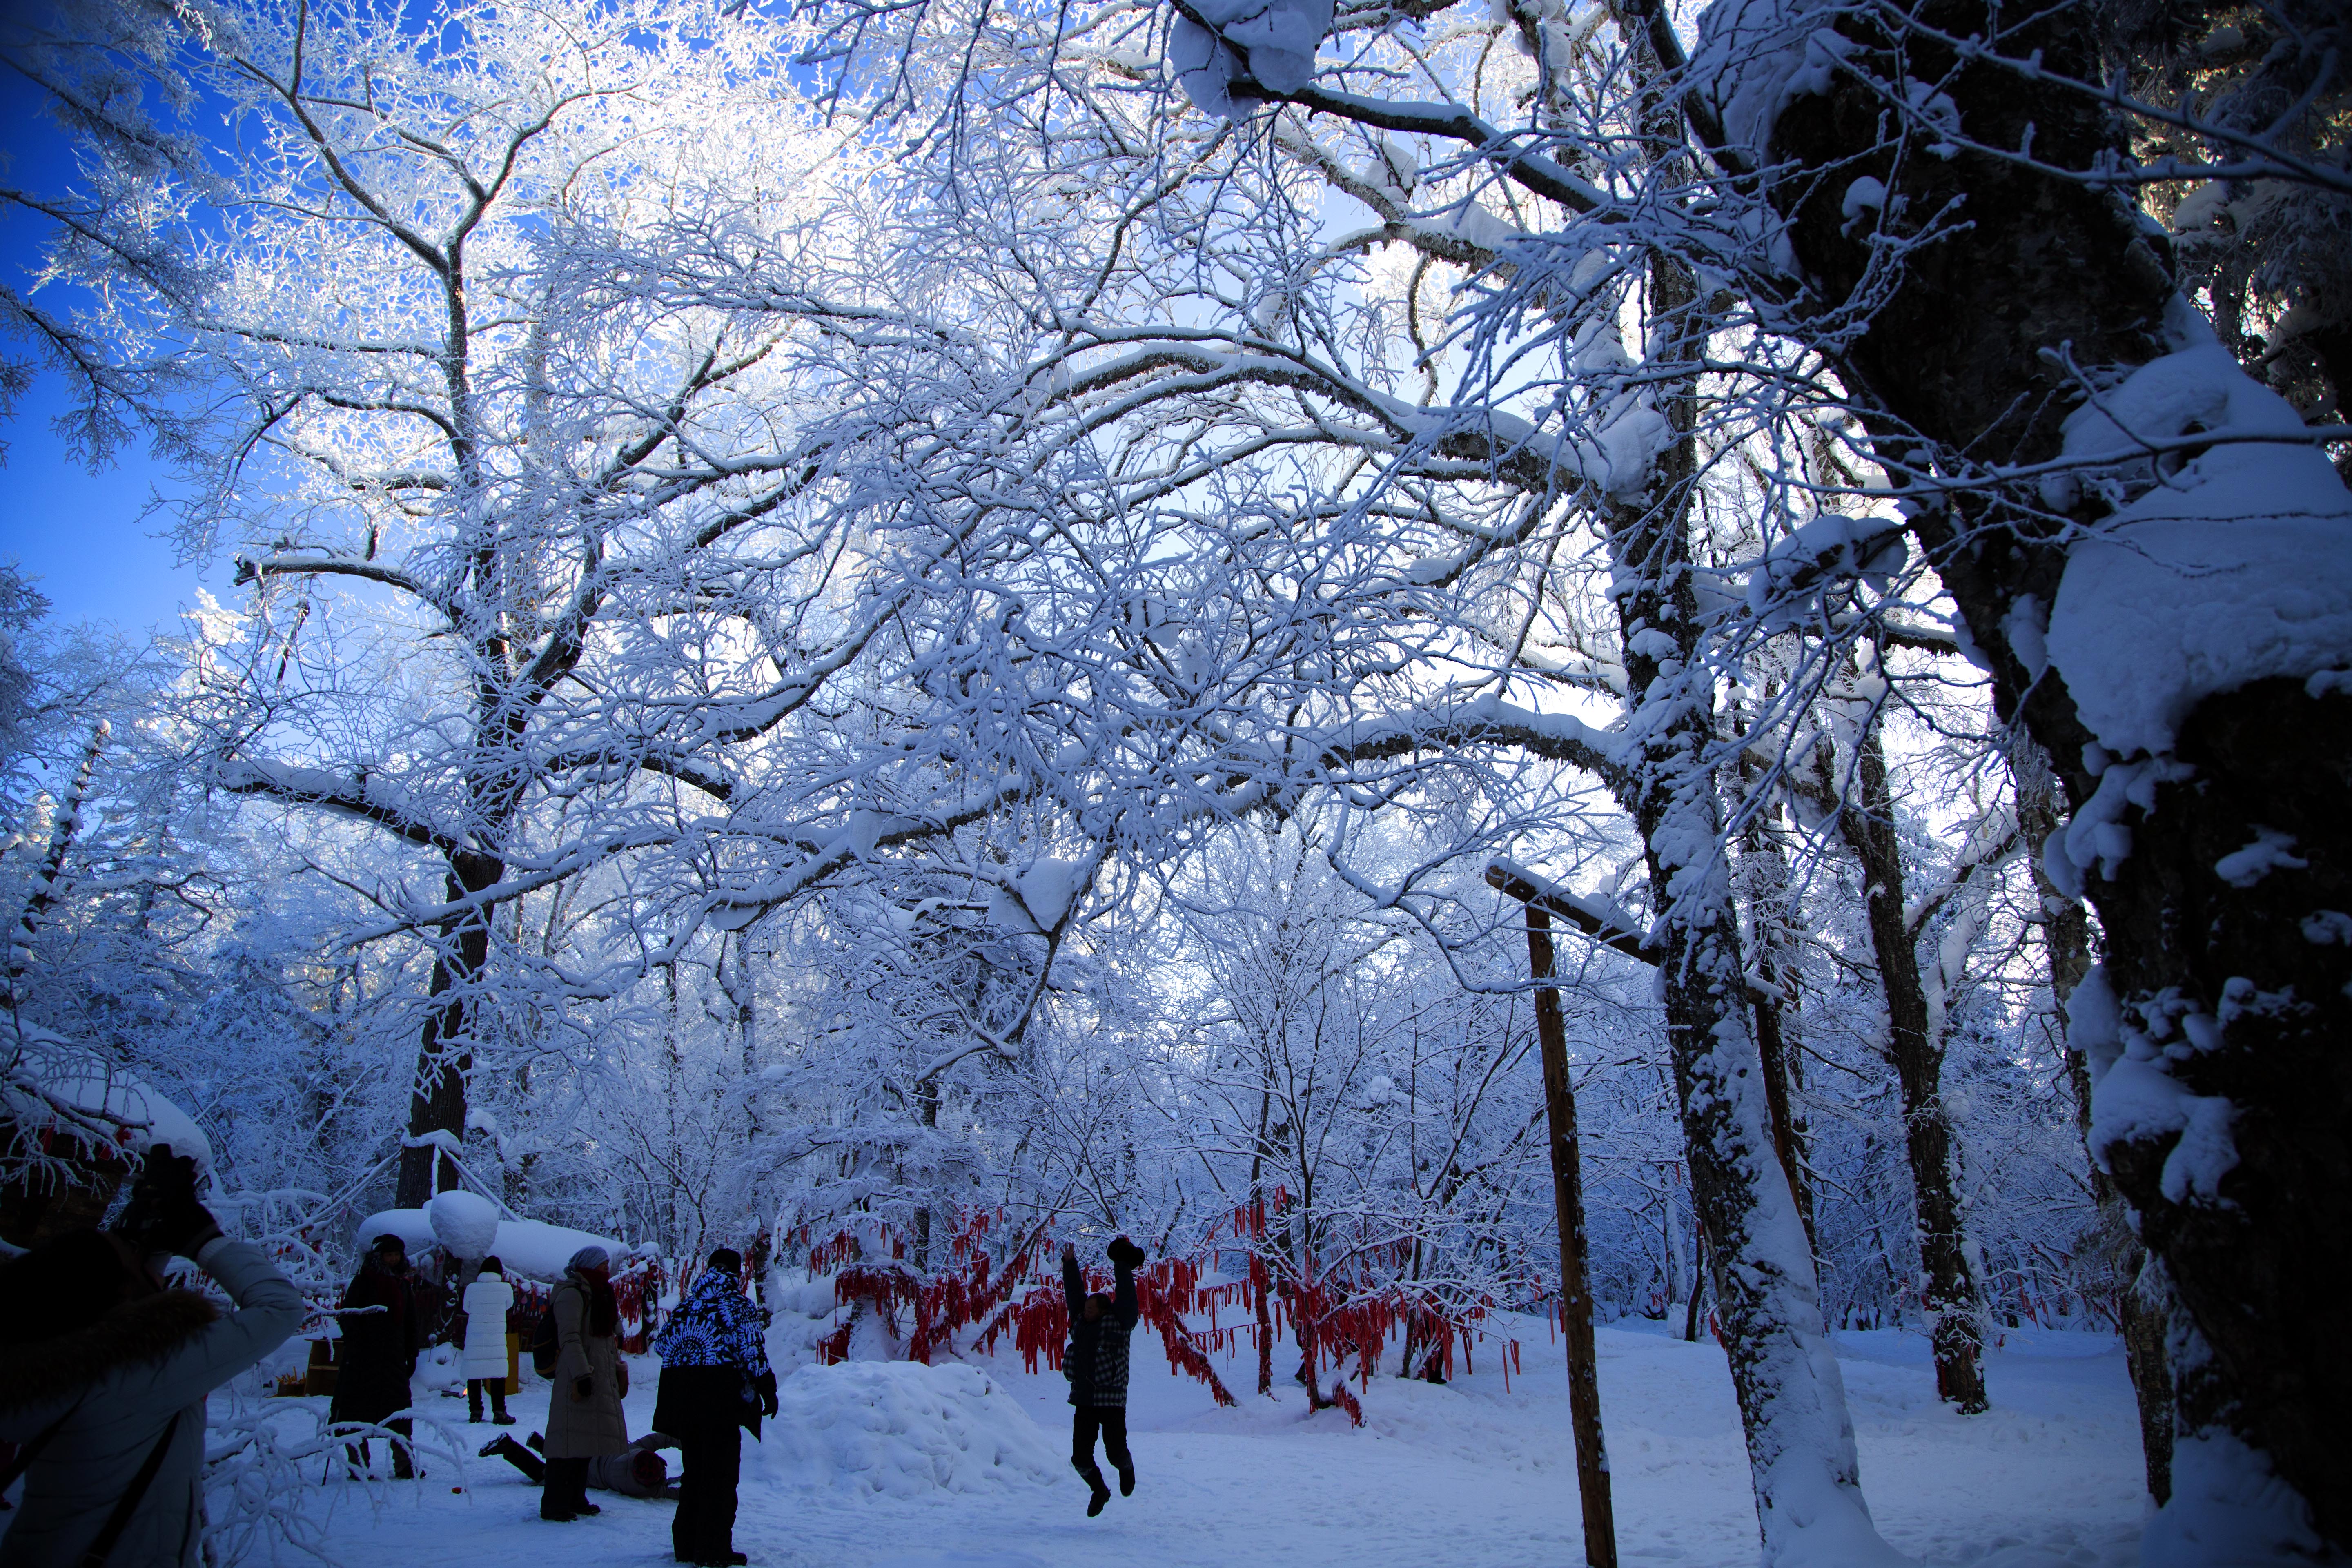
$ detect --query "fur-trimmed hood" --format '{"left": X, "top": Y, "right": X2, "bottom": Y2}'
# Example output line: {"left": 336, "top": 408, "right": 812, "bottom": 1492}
{"left": 0, "top": 1290, "right": 219, "bottom": 1412}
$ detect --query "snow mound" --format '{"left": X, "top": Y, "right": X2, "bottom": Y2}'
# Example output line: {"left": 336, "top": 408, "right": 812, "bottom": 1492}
{"left": 356, "top": 1207, "right": 622, "bottom": 1280}
{"left": 750, "top": 1362, "right": 1063, "bottom": 1498}
{"left": 2045, "top": 334, "right": 2352, "bottom": 758}
{"left": 428, "top": 1189, "right": 501, "bottom": 1258}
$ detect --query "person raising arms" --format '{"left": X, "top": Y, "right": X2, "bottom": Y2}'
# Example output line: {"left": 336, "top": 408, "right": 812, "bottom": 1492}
{"left": 1061, "top": 1236, "right": 1144, "bottom": 1518}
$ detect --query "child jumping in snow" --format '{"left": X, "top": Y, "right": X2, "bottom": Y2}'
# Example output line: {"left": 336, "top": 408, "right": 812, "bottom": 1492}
{"left": 1062, "top": 1235, "right": 1144, "bottom": 1517}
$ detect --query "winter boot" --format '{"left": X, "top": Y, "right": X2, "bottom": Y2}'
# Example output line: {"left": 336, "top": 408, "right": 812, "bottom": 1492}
{"left": 1117, "top": 1457, "right": 1135, "bottom": 1497}
{"left": 1076, "top": 1461, "right": 1111, "bottom": 1517}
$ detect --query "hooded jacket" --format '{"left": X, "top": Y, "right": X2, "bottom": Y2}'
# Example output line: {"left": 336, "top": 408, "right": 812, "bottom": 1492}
{"left": 0, "top": 1238, "right": 303, "bottom": 1568}
{"left": 651, "top": 1268, "right": 776, "bottom": 1439}
{"left": 327, "top": 1256, "right": 420, "bottom": 1426}
{"left": 543, "top": 1271, "right": 627, "bottom": 1459}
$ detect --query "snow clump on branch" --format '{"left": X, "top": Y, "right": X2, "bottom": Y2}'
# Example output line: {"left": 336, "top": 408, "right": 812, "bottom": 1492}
{"left": 1169, "top": 0, "right": 1335, "bottom": 117}
{"left": 1688, "top": 0, "right": 1857, "bottom": 158}
{"left": 2043, "top": 318, "right": 2352, "bottom": 760}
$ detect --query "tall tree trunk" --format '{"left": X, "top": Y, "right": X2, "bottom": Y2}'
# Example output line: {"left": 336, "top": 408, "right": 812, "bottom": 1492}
{"left": 1684, "top": 1227, "right": 1711, "bottom": 1343}
{"left": 2013, "top": 739, "right": 2174, "bottom": 1501}
{"left": 1749, "top": 0, "right": 2352, "bottom": 1539}
{"left": 1524, "top": 906, "right": 1619, "bottom": 1568}
{"left": 394, "top": 856, "right": 500, "bottom": 1209}
{"left": 1250, "top": 1083, "right": 1276, "bottom": 1396}
{"left": 1817, "top": 713, "right": 1987, "bottom": 1413}
{"left": 1735, "top": 722, "right": 1820, "bottom": 1256}
{"left": 1604, "top": 250, "right": 1902, "bottom": 1564}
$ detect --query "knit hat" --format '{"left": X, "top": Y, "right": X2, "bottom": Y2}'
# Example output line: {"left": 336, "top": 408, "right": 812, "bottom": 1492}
{"left": 568, "top": 1244, "right": 610, "bottom": 1271}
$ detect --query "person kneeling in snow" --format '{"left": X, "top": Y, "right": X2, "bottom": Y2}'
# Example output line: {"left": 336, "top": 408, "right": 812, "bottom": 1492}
{"left": 651, "top": 1249, "right": 776, "bottom": 1568}
{"left": 1061, "top": 1236, "right": 1143, "bottom": 1517}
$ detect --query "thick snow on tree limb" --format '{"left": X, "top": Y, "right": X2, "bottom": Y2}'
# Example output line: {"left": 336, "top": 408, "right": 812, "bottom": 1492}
{"left": 1170, "top": 0, "right": 1336, "bottom": 117}
{"left": 2044, "top": 323, "right": 2352, "bottom": 760}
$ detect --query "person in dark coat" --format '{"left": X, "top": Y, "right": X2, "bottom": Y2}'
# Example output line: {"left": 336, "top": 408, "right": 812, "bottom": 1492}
{"left": 652, "top": 1249, "right": 777, "bottom": 1567}
{"left": 1062, "top": 1236, "right": 1143, "bottom": 1517}
{"left": 329, "top": 1234, "right": 424, "bottom": 1479}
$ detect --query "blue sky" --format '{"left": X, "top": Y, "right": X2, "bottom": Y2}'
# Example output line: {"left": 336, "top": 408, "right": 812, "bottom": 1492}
{"left": 1, "top": 66, "right": 225, "bottom": 639}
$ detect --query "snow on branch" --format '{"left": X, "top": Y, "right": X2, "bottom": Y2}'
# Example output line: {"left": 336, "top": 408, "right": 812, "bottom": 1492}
{"left": 215, "top": 756, "right": 465, "bottom": 859}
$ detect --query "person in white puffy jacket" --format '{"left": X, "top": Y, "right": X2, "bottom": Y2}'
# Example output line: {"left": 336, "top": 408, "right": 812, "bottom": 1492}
{"left": 460, "top": 1257, "right": 515, "bottom": 1425}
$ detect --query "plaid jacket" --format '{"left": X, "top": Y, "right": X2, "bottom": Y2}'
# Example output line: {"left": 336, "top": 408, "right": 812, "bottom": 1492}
{"left": 1063, "top": 1253, "right": 1139, "bottom": 1408}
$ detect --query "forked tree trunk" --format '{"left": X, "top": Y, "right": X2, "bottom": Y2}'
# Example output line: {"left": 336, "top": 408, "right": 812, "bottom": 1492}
{"left": 1734, "top": 726, "right": 1819, "bottom": 1256}
{"left": 394, "top": 856, "right": 501, "bottom": 1209}
{"left": 1750, "top": 0, "right": 2352, "bottom": 1540}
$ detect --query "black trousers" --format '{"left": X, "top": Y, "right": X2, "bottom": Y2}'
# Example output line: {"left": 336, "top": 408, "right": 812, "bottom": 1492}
{"left": 1071, "top": 1405, "right": 1130, "bottom": 1486}
{"left": 343, "top": 1418, "right": 416, "bottom": 1479}
{"left": 467, "top": 1378, "right": 510, "bottom": 1422}
{"left": 541, "top": 1456, "right": 590, "bottom": 1519}
{"left": 673, "top": 1425, "right": 742, "bottom": 1563}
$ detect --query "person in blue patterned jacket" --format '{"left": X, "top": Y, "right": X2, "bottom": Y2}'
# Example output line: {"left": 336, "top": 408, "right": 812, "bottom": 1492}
{"left": 1062, "top": 1236, "right": 1144, "bottom": 1517}
{"left": 652, "top": 1250, "right": 777, "bottom": 1568}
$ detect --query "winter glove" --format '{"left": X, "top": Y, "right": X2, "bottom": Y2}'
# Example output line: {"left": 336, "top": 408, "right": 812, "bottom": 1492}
{"left": 756, "top": 1371, "right": 779, "bottom": 1419}
{"left": 574, "top": 1374, "right": 594, "bottom": 1402}
{"left": 1107, "top": 1235, "right": 1146, "bottom": 1270}
{"left": 115, "top": 1145, "right": 221, "bottom": 1257}
{"left": 617, "top": 1362, "right": 629, "bottom": 1399}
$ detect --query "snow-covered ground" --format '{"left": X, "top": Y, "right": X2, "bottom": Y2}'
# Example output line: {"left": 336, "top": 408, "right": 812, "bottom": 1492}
{"left": 297, "top": 1318, "right": 2146, "bottom": 1568}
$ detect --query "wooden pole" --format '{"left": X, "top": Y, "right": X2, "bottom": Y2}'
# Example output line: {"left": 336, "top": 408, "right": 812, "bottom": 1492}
{"left": 1524, "top": 903, "right": 1618, "bottom": 1568}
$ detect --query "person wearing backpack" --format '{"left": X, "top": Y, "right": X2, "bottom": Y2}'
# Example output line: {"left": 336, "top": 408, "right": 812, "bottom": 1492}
{"left": 540, "top": 1247, "right": 628, "bottom": 1523}
{"left": 651, "top": 1248, "right": 778, "bottom": 1567}
{"left": 0, "top": 1145, "right": 303, "bottom": 1568}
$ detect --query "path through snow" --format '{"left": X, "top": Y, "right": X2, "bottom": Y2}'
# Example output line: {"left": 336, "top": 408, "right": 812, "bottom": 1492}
{"left": 292, "top": 1318, "right": 2145, "bottom": 1568}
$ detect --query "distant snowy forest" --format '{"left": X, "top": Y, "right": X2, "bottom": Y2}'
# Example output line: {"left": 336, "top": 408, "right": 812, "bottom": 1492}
{"left": 0, "top": 0, "right": 2344, "bottom": 1559}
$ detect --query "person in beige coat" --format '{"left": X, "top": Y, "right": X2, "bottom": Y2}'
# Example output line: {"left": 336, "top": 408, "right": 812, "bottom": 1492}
{"left": 540, "top": 1246, "right": 627, "bottom": 1522}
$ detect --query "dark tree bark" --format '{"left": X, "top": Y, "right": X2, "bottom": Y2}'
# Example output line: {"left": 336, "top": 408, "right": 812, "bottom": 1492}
{"left": 1734, "top": 726, "right": 1820, "bottom": 1256}
{"left": 1748, "top": 0, "right": 2352, "bottom": 1539}
{"left": 2012, "top": 738, "right": 2174, "bottom": 1503}
{"left": 1813, "top": 715, "right": 1986, "bottom": 1414}
{"left": 395, "top": 855, "right": 501, "bottom": 1208}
